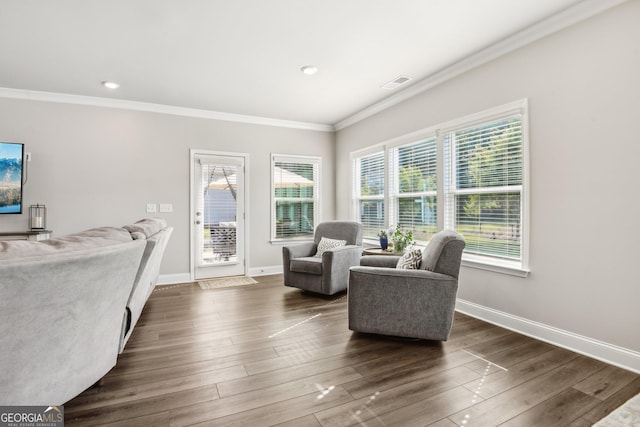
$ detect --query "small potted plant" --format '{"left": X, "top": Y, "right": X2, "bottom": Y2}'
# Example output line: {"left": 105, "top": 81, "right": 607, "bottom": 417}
{"left": 390, "top": 224, "right": 415, "bottom": 253}
{"left": 377, "top": 230, "right": 388, "bottom": 250}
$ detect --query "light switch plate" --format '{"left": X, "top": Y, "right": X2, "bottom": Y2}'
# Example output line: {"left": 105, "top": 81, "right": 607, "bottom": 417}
{"left": 146, "top": 203, "right": 157, "bottom": 213}
{"left": 159, "top": 203, "right": 173, "bottom": 213}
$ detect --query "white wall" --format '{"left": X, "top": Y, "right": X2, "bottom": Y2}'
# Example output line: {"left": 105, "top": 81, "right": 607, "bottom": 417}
{"left": 336, "top": 1, "right": 640, "bottom": 365}
{"left": 0, "top": 99, "right": 335, "bottom": 277}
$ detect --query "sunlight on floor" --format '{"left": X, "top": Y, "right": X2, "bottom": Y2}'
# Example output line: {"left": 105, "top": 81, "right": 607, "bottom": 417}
{"left": 460, "top": 350, "right": 508, "bottom": 425}
{"left": 268, "top": 313, "right": 322, "bottom": 339}
{"left": 315, "top": 384, "right": 336, "bottom": 400}
{"left": 350, "top": 391, "right": 382, "bottom": 424}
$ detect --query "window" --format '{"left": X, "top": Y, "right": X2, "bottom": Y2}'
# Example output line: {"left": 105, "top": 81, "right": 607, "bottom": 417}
{"left": 271, "top": 154, "right": 320, "bottom": 241}
{"left": 351, "top": 100, "right": 528, "bottom": 275}
{"left": 353, "top": 150, "right": 385, "bottom": 239}
{"left": 390, "top": 137, "right": 438, "bottom": 242}
{"left": 444, "top": 115, "right": 524, "bottom": 265}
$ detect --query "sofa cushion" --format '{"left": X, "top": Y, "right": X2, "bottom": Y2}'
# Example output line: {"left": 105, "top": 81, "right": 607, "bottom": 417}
{"left": 129, "top": 231, "right": 147, "bottom": 240}
{"left": 0, "top": 227, "right": 133, "bottom": 260}
{"left": 396, "top": 249, "right": 422, "bottom": 269}
{"left": 123, "top": 218, "right": 167, "bottom": 238}
{"left": 290, "top": 257, "right": 323, "bottom": 275}
{"left": 314, "top": 237, "right": 346, "bottom": 257}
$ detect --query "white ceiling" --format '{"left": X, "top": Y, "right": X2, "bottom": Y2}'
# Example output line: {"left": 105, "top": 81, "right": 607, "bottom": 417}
{"left": 0, "top": 0, "right": 610, "bottom": 127}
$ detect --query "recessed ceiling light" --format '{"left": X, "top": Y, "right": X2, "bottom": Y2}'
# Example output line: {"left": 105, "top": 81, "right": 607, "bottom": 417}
{"left": 101, "top": 81, "right": 120, "bottom": 90}
{"left": 300, "top": 66, "right": 318, "bottom": 76}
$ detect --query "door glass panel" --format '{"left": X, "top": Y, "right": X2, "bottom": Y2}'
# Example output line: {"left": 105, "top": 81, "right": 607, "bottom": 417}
{"left": 199, "top": 162, "right": 238, "bottom": 266}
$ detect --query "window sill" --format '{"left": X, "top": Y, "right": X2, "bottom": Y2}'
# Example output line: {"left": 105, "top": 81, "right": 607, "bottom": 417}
{"left": 270, "top": 238, "right": 314, "bottom": 245}
{"left": 461, "top": 254, "right": 529, "bottom": 278}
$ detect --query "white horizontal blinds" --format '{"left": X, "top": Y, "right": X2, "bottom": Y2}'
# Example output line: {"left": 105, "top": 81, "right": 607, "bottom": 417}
{"left": 273, "top": 159, "right": 317, "bottom": 240}
{"left": 445, "top": 115, "right": 523, "bottom": 260}
{"left": 393, "top": 137, "right": 437, "bottom": 242}
{"left": 200, "top": 159, "right": 239, "bottom": 264}
{"left": 355, "top": 151, "right": 385, "bottom": 239}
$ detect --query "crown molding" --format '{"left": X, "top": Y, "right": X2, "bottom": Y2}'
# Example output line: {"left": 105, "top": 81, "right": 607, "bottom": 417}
{"left": 0, "top": 0, "right": 626, "bottom": 133}
{"left": 0, "top": 87, "right": 335, "bottom": 133}
{"left": 334, "top": 0, "right": 628, "bottom": 131}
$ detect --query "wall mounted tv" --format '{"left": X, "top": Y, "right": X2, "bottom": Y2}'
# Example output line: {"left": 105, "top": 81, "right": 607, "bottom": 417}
{"left": 0, "top": 142, "right": 24, "bottom": 214}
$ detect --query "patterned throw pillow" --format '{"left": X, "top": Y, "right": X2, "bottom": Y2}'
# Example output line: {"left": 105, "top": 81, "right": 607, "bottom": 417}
{"left": 396, "top": 249, "right": 423, "bottom": 269}
{"left": 314, "top": 237, "right": 347, "bottom": 257}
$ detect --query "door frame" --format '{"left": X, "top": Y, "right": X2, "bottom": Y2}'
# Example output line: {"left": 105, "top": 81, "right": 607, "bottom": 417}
{"left": 189, "top": 149, "right": 250, "bottom": 281}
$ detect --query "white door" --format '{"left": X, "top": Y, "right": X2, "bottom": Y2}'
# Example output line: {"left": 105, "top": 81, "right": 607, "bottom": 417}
{"left": 192, "top": 152, "right": 246, "bottom": 279}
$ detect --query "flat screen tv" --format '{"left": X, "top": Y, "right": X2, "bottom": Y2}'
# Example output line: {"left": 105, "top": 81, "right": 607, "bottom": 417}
{"left": 0, "top": 142, "right": 24, "bottom": 214}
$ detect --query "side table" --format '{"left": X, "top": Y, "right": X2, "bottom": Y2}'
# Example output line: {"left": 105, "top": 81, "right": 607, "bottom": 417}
{"left": 0, "top": 230, "right": 52, "bottom": 241}
{"left": 362, "top": 248, "right": 403, "bottom": 256}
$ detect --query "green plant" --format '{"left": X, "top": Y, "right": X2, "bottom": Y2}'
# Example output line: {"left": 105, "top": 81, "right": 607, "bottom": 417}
{"left": 377, "top": 230, "right": 387, "bottom": 239}
{"left": 390, "top": 224, "right": 415, "bottom": 252}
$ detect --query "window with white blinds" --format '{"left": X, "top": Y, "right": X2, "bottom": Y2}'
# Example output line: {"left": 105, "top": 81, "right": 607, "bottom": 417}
{"left": 350, "top": 100, "right": 528, "bottom": 275}
{"left": 390, "top": 137, "right": 437, "bottom": 242}
{"left": 444, "top": 115, "right": 523, "bottom": 262}
{"left": 271, "top": 154, "right": 320, "bottom": 241}
{"left": 353, "top": 151, "right": 385, "bottom": 239}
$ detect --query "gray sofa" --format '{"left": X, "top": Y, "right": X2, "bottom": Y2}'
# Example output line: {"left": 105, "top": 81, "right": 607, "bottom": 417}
{"left": 121, "top": 219, "right": 173, "bottom": 352}
{"left": 348, "top": 230, "right": 465, "bottom": 341}
{"left": 0, "top": 218, "right": 172, "bottom": 405}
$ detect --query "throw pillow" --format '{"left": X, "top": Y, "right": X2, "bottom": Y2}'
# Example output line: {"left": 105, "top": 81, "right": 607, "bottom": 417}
{"left": 396, "top": 249, "right": 423, "bottom": 269}
{"left": 314, "top": 237, "right": 347, "bottom": 257}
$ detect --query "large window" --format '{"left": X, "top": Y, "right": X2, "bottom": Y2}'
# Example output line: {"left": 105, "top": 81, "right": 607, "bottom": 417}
{"left": 271, "top": 154, "right": 320, "bottom": 241}
{"left": 353, "top": 150, "right": 385, "bottom": 239}
{"left": 351, "top": 100, "right": 528, "bottom": 275}
{"left": 444, "top": 116, "right": 523, "bottom": 262}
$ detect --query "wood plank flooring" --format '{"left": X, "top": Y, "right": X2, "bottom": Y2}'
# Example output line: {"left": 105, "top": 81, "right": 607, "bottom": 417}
{"left": 64, "top": 275, "right": 640, "bottom": 426}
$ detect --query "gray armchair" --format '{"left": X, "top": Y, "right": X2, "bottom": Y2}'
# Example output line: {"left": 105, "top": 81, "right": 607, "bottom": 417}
{"left": 283, "top": 221, "right": 362, "bottom": 295}
{"left": 348, "top": 230, "right": 465, "bottom": 341}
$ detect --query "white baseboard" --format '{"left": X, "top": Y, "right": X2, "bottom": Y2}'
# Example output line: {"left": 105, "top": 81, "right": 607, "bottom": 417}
{"left": 157, "top": 273, "right": 191, "bottom": 285}
{"left": 248, "top": 265, "right": 283, "bottom": 277}
{"left": 157, "top": 266, "right": 282, "bottom": 285}
{"left": 456, "top": 299, "right": 640, "bottom": 374}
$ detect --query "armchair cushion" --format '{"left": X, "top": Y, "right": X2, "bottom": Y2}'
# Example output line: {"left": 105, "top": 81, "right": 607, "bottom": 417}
{"left": 314, "top": 237, "right": 347, "bottom": 257}
{"left": 290, "top": 257, "right": 323, "bottom": 275}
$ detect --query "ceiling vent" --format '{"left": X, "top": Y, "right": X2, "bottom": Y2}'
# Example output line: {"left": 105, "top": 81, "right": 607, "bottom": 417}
{"left": 381, "top": 75, "right": 412, "bottom": 90}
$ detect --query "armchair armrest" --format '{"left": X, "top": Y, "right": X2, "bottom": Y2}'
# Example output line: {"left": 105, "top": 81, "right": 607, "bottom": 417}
{"left": 322, "top": 245, "right": 362, "bottom": 269}
{"left": 282, "top": 242, "right": 317, "bottom": 259}
{"left": 322, "top": 244, "right": 362, "bottom": 265}
{"left": 359, "top": 255, "right": 400, "bottom": 269}
{"left": 318, "top": 244, "right": 362, "bottom": 294}
{"left": 350, "top": 265, "right": 454, "bottom": 282}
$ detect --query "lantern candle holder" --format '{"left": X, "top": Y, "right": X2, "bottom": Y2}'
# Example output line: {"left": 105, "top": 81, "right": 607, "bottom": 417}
{"left": 29, "top": 204, "right": 47, "bottom": 230}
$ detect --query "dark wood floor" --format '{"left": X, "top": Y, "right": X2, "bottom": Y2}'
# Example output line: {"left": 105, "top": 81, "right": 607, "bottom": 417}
{"left": 64, "top": 275, "right": 640, "bottom": 426}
